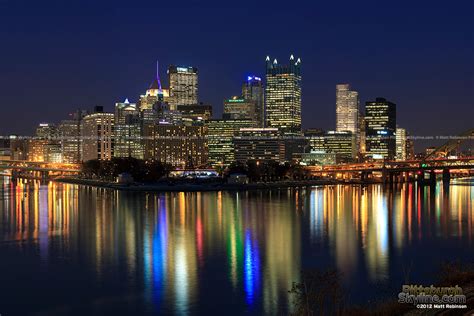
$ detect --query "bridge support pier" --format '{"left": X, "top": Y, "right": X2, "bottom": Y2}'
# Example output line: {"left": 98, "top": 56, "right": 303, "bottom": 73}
{"left": 442, "top": 169, "right": 450, "bottom": 184}
{"left": 429, "top": 170, "right": 436, "bottom": 186}
{"left": 382, "top": 169, "right": 388, "bottom": 186}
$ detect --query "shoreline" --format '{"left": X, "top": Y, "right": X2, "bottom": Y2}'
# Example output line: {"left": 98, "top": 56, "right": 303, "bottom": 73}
{"left": 52, "top": 176, "right": 382, "bottom": 192}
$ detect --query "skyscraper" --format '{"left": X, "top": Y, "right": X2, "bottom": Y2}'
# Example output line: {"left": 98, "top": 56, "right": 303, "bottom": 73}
{"left": 265, "top": 55, "right": 302, "bottom": 135}
{"left": 395, "top": 127, "right": 407, "bottom": 161}
{"left": 336, "top": 84, "right": 359, "bottom": 155}
{"left": 365, "top": 97, "right": 396, "bottom": 160}
{"left": 336, "top": 84, "right": 359, "bottom": 133}
{"left": 114, "top": 99, "right": 143, "bottom": 159}
{"left": 81, "top": 107, "right": 114, "bottom": 161}
{"left": 242, "top": 76, "right": 264, "bottom": 127}
{"left": 58, "top": 110, "right": 86, "bottom": 164}
{"left": 168, "top": 65, "right": 198, "bottom": 110}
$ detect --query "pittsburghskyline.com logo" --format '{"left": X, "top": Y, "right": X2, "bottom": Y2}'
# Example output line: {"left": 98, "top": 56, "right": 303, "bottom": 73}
{"left": 398, "top": 284, "right": 467, "bottom": 310}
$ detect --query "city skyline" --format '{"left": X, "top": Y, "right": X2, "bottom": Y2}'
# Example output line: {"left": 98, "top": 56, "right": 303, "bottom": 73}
{"left": 0, "top": 2, "right": 473, "bottom": 316}
{"left": 0, "top": 1, "right": 472, "bottom": 141}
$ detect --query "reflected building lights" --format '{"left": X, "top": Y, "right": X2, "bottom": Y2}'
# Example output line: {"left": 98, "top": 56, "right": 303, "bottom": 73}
{"left": 0, "top": 176, "right": 473, "bottom": 314}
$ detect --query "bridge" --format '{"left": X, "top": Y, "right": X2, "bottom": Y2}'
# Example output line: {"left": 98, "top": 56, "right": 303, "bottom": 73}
{"left": 305, "top": 157, "right": 474, "bottom": 184}
{"left": 0, "top": 160, "right": 81, "bottom": 180}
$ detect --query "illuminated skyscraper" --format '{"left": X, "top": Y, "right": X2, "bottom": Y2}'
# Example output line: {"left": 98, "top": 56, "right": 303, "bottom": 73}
{"left": 365, "top": 98, "right": 396, "bottom": 160}
{"left": 81, "top": 107, "right": 114, "bottom": 161}
{"left": 265, "top": 55, "right": 301, "bottom": 135}
{"left": 114, "top": 99, "right": 143, "bottom": 159}
{"left": 242, "top": 76, "right": 264, "bottom": 127}
{"left": 395, "top": 127, "right": 407, "bottom": 161}
{"left": 336, "top": 84, "right": 359, "bottom": 133}
{"left": 168, "top": 65, "right": 198, "bottom": 110}
{"left": 58, "top": 110, "right": 87, "bottom": 164}
{"left": 336, "top": 84, "right": 359, "bottom": 155}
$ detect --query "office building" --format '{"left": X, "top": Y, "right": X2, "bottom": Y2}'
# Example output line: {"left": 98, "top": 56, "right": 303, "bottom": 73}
{"left": 58, "top": 120, "right": 80, "bottom": 163}
{"left": 33, "top": 122, "right": 63, "bottom": 162}
{"left": 233, "top": 128, "right": 284, "bottom": 163}
{"left": 406, "top": 136, "right": 415, "bottom": 160}
{"left": 35, "top": 123, "right": 57, "bottom": 140}
{"left": 305, "top": 130, "right": 356, "bottom": 162}
{"left": 265, "top": 55, "right": 302, "bottom": 134}
{"left": 81, "top": 107, "right": 114, "bottom": 161}
{"left": 223, "top": 96, "right": 256, "bottom": 120}
{"left": 359, "top": 114, "right": 366, "bottom": 155}
{"left": 143, "top": 124, "right": 207, "bottom": 168}
{"left": 0, "top": 138, "right": 11, "bottom": 160}
{"left": 294, "top": 151, "right": 337, "bottom": 166}
{"left": 168, "top": 65, "right": 198, "bottom": 110}
{"left": 336, "top": 84, "right": 359, "bottom": 133}
{"left": 44, "top": 143, "right": 62, "bottom": 163}
{"left": 9, "top": 136, "right": 28, "bottom": 160}
{"left": 304, "top": 128, "right": 325, "bottom": 152}
{"left": 323, "top": 131, "right": 357, "bottom": 162}
{"left": 395, "top": 127, "right": 407, "bottom": 161}
{"left": 27, "top": 139, "right": 49, "bottom": 162}
{"left": 177, "top": 103, "right": 213, "bottom": 124}
{"left": 242, "top": 76, "right": 264, "bottom": 127}
{"left": 207, "top": 119, "right": 255, "bottom": 167}
{"left": 114, "top": 99, "right": 143, "bottom": 159}
{"left": 365, "top": 98, "right": 396, "bottom": 160}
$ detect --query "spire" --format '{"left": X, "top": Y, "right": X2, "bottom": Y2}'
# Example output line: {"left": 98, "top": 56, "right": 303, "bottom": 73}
{"left": 124, "top": 98, "right": 129, "bottom": 103}
{"left": 296, "top": 58, "right": 301, "bottom": 64}
{"left": 265, "top": 56, "right": 270, "bottom": 61}
{"left": 290, "top": 54, "right": 294, "bottom": 60}
{"left": 156, "top": 60, "right": 162, "bottom": 91}
{"left": 148, "top": 60, "right": 162, "bottom": 91}
{"left": 273, "top": 58, "right": 278, "bottom": 64}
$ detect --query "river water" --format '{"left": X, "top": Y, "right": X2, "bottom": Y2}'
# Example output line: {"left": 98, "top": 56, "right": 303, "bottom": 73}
{"left": 0, "top": 176, "right": 473, "bottom": 315}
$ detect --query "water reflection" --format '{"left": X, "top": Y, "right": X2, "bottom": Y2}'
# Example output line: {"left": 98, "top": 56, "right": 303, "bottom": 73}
{"left": 0, "top": 177, "right": 473, "bottom": 315}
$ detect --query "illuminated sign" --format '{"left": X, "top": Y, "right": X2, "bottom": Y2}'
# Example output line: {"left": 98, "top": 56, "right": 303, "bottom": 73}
{"left": 177, "top": 67, "right": 189, "bottom": 73}
{"left": 226, "top": 98, "right": 245, "bottom": 103}
{"left": 247, "top": 76, "right": 262, "bottom": 81}
{"left": 377, "top": 130, "right": 388, "bottom": 135}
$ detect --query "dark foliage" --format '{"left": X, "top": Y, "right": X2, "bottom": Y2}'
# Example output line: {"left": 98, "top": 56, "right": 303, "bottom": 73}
{"left": 81, "top": 158, "right": 172, "bottom": 182}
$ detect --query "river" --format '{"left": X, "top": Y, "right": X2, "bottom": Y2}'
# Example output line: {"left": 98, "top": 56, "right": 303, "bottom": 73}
{"left": 0, "top": 176, "right": 473, "bottom": 315}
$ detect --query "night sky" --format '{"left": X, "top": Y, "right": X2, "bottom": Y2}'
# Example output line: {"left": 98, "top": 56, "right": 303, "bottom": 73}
{"left": 0, "top": 0, "right": 472, "bottom": 146}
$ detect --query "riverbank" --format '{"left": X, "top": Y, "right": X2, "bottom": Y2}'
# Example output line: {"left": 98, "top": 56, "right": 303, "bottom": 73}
{"left": 53, "top": 176, "right": 382, "bottom": 192}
